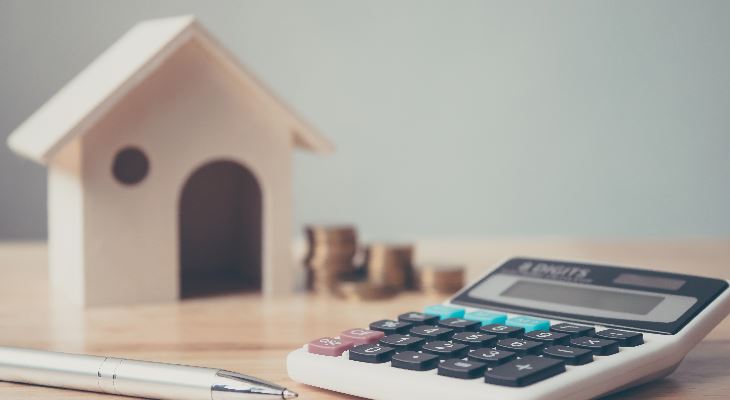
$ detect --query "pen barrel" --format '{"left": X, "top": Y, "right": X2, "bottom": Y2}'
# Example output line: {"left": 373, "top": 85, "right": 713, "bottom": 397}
{"left": 0, "top": 347, "right": 216, "bottom": 400}
{"left": 0, "top": 347, "right": 106, "bottom": 392}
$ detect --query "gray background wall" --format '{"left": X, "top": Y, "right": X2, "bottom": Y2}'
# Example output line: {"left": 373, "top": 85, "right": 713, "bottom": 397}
{"left": 1, "top": 0, "right": 728, "bottom": 240}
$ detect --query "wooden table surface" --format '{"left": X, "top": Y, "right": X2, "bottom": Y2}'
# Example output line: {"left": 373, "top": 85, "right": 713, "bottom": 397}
{"left": 0, "top": 240, "right": 728, "bottom": 399}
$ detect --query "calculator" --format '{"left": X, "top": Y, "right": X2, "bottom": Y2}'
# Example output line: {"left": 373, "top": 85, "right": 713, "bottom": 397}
{"left": 287, "top": 257, "right": 730, "bottom": 399}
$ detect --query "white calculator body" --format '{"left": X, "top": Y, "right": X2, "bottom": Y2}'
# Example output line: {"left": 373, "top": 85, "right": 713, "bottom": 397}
{"left": 287, "top": 257, "right": 730, "bottom": 399}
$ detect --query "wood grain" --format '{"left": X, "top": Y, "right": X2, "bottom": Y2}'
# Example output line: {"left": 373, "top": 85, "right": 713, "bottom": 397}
{"left": 0, "top": 240, "right": 728, "bottom": 399}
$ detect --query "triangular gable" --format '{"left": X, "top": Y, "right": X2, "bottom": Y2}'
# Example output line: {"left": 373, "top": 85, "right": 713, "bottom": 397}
{"left": 7, "top": 15, "right": 334, "bottom": 164}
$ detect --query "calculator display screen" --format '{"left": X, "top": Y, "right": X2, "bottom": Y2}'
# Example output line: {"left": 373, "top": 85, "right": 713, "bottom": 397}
{"left": 501, "top": 280, "right": 664, "bottom": 315}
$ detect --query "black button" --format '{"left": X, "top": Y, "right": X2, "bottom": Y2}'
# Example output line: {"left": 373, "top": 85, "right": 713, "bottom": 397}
{"left": 480, "top": 324, "right": 525, "bottom": 338}
{"left": 594, "top": 329, "right": 643, "bottom": 347}
{"left": 495, "top": 338, "right": 543, "bottom": 355}
{"left": 398, "top": 312, "right": 439, "bottom": 326}
{"left": 451, "top": 332, "right": 497, "bottom": 349}
{"left": 390, "top": 351, "right": 439, "bottom": 371}
{"left": 409, "top": 325, "right": 454, "bottom": 340}
{"left": 485, "top": 356, "right": 566, "bottom": 387}
{"left": 523, "top": 330, "right": 570, "bottom": 346}
{"left": 378, "top": 334, "right": 424, "bottom": 352}
{"left": 369, "top": 320, "right": 413, "bottom": 334}
{"left": 438, "top": 359, "right": 487, "bottom": 379}
{"left": 550, "top": 323, "right": 595, "bottom": 338}
{"left": 421, "top": 341, "right": 469, "bottom": 359}
{"left": 570, "top": 336, "right": 619, "bottom": 356}
{"left": 543, "top": 345, "right": 593, "bottom": 365}
{"left": 437, "top": 318, "right": 481, "bottom": 332}
{"left": 349, "top": 344, "right": 395, "bottom": 363}
{"left": 467, "top": 348, "right": 516, "bottom": 366}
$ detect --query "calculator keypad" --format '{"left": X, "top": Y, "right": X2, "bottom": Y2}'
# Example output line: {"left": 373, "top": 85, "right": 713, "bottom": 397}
{"left": 438, "top": 359, "right": 487, "bottom": 379}
{"left": 391, "top": 351, "right": 439, "bottom": 371}
{"left": 484, "top": 356, "right": 566, "bottom": 387}
{"left": 307, "top": 305, "right": 646, "bottom": 388}
{"left": 349, "top": 344, "right": 396, "bottom": 363}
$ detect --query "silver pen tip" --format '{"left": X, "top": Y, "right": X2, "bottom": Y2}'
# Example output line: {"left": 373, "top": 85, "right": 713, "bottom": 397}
{"left": 282, "top": 389, "right": 298, "bottom": 399}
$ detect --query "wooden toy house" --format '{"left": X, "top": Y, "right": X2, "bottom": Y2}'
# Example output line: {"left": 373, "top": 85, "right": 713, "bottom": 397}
{"left": 6, "top": 16, "right": 333, "bottom": 306}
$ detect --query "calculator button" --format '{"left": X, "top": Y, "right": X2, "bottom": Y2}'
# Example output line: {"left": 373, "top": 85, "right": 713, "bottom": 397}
{"left": 506, "top": 316, "right": 551, "bottom": 332}
{"left": 340, "top": 328, "right": 385, "bottom": 345}
{"left": 480, "top": 324, "right": 525, "bottom": 338}
{"left": 496, "top": 339, "right": 543, "bottom": 355}
{"left": 421, "top": 341, "right": 469, "bottom": 359}
{"left": 464, "top": 310, "right": 508, "bottom": 325}
{"left": 570, "top": 336, "right": 619, "bottom": 356}
{"left": 349, "top": 344, "right": 396, "bottom": 363}
{"left": 438, "top": 359, "right": 487, "bottom": 379}
{"left": 523, "top": 330, "right": 570, "bottom": 346}
{"left": 369, "top": 320, "right": 413, "bottom": 334}
{"left": 398, "top": 312, "right": 439, "bottom": 326}
{"left": 409, "top": 325, "right": 454, "bottom": 340}
{"left": 485, "top": 356, "right": 566, "bottom": 387}
{"left": 379, "top": 334, "right": 424, "bottom": 352}
{"left": 550, "top": 323, "right": 596, "bottom": 338}
{"left": 543, "top": 345, "right": 594, "bottom": 365}
{"left": 423, "top": 305, "right": 465, "bottom": 319}
{"left": 437, "top": 318, "right": 481, "bottom": 332}
{"left": 467, "top": 348, "right": 516, "bottom": 366}
{"left": 390, "top": 351, "right": 439, "bottom": 371}
{"left": 594, "top": 329, "right": 644, "bottom": 347}
{"left": 451, "top": 332, "right": 497, "bottom": 349}
{"left": 308, "top": 337, "right": 353, "bottom": 357}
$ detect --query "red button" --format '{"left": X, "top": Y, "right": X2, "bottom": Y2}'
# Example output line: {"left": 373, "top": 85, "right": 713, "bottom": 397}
{"left": 340, "top": 328, "right": 385, "bottom": 345}
{"left": 308, "top": 337, "right": 353, "bottom": 356}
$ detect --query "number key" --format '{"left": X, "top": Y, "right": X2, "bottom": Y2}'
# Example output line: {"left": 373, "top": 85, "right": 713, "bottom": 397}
{"left": 451, "top": 332, "right": 497, "bottom": 349}
{"left": 398, "top": 312, "right": 439, "bottom": 326}
{"left": 496, "top": 338, "right": 543, "bottom": 355}
{"left": 438, "top": 318, "right": 481, "bottom": 332}
{"left": 523, "top": 330, "right": 570, "bottom": 346}
{"left": 349, "top": 344, "right": 396, "bottom": 363}
{"left": 594, "top": 329, "right": 643, "bottom": 347}
{"left": 570, "top": 336, "right": 619, "bottom": 356}
{"left": 480, "top": 324, "right": 525, "bottom": 338}
{"left": 467, "top": 348, "right": 516, "bottom": 366}
{"left": 369, "top": 319, "right": 412, "bottom": 334}
{"left": 379, "top": 334, "right": 424, "bottom": 352}
{"left": 409, "top": 325, "right": 454, "bottom": 341}
{"left": 421, "top": 341, "right": 469, "bottom": 359}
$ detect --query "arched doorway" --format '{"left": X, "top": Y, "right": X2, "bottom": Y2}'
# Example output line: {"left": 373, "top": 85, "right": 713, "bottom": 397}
{"left": 179, "top": 160, "right": 262, "bottom": 298}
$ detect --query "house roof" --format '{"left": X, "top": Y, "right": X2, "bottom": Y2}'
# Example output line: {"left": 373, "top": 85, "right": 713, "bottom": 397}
{"left": 7, "top": 15, "right": 334, "bottom": 164}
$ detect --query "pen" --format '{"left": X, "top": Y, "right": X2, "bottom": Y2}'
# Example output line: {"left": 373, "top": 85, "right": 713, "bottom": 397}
{"left": 0, "top": 346, "right": 298, "bottom": 400}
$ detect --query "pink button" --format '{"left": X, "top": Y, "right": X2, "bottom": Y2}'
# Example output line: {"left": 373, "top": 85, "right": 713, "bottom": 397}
{"left": 340, "top": 328, "right": 385, "bottom": 345}
{"left": 308, "top": 337, "right": 353, "bottom": 356}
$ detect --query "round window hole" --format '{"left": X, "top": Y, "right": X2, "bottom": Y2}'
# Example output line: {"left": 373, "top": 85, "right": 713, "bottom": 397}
{"left": 112, "top": 147, "right": 149, "bottom": 185}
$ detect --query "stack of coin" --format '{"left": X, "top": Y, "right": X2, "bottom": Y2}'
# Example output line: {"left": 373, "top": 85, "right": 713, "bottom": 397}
{"left": 365, "top": 243, "right": 414, "bottom": 290}
{"left": 414, "top": 263, "right": 465, "bottom": 294}
{"left": 304, "top": 225, "right": 358, "bottom": 294}
{"left": 337, "top": 281, "right": 398, "bottom": 301}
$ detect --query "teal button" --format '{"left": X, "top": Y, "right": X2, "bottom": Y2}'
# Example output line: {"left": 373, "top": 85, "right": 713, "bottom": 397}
{"left": 506, "top": 316, "right": 550, "bottom": 332}
{"left": 423, "top": 305, "right": 465, "bottom": 319}
{"left": 464, "top": 310, "right": 508, "bottom": 325}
